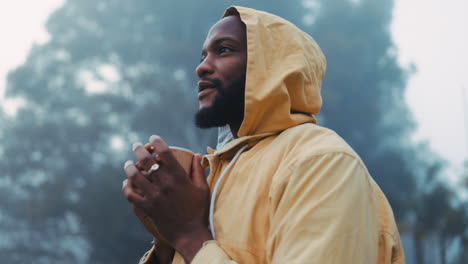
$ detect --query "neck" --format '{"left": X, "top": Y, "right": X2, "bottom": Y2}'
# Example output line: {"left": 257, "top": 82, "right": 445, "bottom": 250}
{"left": 228, "top": 120, "right": 242, "bottom": 139}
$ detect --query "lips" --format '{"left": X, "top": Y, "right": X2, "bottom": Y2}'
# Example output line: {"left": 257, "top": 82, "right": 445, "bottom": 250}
{"left": 197, "top": 79, "right": 219, "bottom": 102}
{"left": 198, "top": 88, "right": 217, "bottom": 101}
{"left": 197, "top": 80, "right": 216, "bottom": 92}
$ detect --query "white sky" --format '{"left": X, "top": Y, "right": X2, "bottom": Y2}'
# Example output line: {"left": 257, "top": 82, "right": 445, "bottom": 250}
{"left": 0, "top": 0, "right": 467, "bottom": 179}
{"left": 0, "top": 0, "right": 64, "bottom": 114}
{"left": 392, "top": 0, "right": 468, "bottom": 180}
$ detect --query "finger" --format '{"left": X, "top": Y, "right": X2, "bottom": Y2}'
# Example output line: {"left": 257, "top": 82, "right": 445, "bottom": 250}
{"left": 144, "top": 144, "right": 161, "bottom": 163}
{"left": 135, "top": 162, "right": 145, "bottom": 172}
{"left": 122, "top": 179, "right": 145, "bottom": 205}
{"left": 148, "top": 135, "right": 176, "bottom": 165}
{"left": 124, "top": 164, "right": 149, "bottom": 196}
{"left": 134, "top": 186, "right": 145, "bottom": 196}
{"left": 135, "top": 160, "right": 159, "bottom": 172}
{"left": 131, "top": 180, "right": 146, "bottom": 196}
{"left": 124, "top": 160, "right": 154, "bottom": 195}
{"left": 132, "top": 142, "right": 156, "bottom": 171}
{"left": 122, "top": 179, "right": 145, "bottom": 196}
{"left": 190, "top": 154, "right": 208, "bottom": 189}
{"left": 144, "top": 143, "right": 155, "bottom": 153}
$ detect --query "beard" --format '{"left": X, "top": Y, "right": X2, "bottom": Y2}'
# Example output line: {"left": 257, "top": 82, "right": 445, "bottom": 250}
{"left": 195, "top": 77, "right": 245, "bottom": 129}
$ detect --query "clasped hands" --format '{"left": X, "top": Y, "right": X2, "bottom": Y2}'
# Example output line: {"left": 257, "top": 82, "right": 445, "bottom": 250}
{"left": 122, "top": 135, "right": 213, "bottom": 263}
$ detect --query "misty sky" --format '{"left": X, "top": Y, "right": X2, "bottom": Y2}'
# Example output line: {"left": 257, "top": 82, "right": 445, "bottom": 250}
{"left": 392, "top": 0, "right": 468, "bottom": 181}
{"left": 0, "top": 0, "right": 467, "bottom": 180}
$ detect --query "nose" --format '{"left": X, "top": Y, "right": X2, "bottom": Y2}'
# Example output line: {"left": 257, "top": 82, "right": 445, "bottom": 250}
{"left": 196, "top": 55, "right": 214, "bottom": 78}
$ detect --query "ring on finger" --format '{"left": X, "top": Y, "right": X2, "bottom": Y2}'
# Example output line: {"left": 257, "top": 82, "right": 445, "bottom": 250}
{"left": 147, "top": 163, "right": 160, "bottom": 176}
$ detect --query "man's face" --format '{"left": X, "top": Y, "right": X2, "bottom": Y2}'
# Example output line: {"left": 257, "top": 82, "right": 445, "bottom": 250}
{"left": 194, "top": 15, "right": 248, "bottom": 128}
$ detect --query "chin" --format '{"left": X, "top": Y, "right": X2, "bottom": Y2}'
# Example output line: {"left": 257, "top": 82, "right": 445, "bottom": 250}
{"left": 195, "top": 104, "right": 227, "bottom": 128}
{"left": 199, "top": 101, "right": 214, "bottom": 109}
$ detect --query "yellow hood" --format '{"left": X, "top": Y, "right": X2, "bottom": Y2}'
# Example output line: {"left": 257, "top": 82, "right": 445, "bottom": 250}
{"left": 224, "top": 6, "right": 326, "bottom": 137}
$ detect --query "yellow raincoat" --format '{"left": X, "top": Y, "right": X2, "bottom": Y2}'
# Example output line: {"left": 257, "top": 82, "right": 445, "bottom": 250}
{"left": 141, "top": 6, "right": 404, "bottom": 264}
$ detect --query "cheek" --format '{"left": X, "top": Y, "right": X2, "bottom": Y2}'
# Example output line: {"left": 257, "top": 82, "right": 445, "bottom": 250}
{"left": 221, "top": 61, "right": 247, "bottom": 87}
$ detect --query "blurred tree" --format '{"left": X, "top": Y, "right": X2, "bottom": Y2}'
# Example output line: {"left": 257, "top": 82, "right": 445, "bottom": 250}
{"left": 438, "top": 204, "right": 466, "bottom": 264}
{"left": 0, "top": 0, "right": 213, "bottom": 262}
{"left": 457, "top": 161, "right": 468, "bottom": 264}
{"left": 408, "top": 158, "right": 468, "bottom": 264}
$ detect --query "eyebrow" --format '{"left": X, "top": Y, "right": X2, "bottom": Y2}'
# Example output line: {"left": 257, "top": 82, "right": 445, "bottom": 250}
{"left": 213, "top": 37, "right": 237, "bottom": 45}
{"left": 202, "top": 36, "right": 238, "bottom": 55}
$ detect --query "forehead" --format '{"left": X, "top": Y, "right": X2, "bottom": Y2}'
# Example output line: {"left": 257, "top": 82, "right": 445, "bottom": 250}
{"left": 203, "top": 16, "right": 246, "bottom": 47}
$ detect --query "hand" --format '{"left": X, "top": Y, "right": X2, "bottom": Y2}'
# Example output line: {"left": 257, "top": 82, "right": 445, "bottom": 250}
{"left": 122, "top": 142, "right": 174, "bottom": 263}
{"left": 122, "top": 135, "right": 213, "bottom": 263}
{"left": 129, "top": 143, "right": 170, "bottom": 245}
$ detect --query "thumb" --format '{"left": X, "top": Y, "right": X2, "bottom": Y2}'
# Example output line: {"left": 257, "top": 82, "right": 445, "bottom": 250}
{"left": 190, "top": 154, "right": 207, "bottom": 188}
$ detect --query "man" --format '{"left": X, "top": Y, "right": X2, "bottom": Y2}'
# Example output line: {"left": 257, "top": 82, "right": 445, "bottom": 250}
{"left": 123, "top": 6, "right": 405, "bottom": 264}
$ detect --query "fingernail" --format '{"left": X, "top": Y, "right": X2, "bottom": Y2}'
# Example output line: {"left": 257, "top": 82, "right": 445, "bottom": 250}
{"left": 124, "top": 160, "right": 134, "bottom": 169}
{"left": 132, "top": 142, "right": 143, "bottom": 151}
{"left": 122, "top": 179, "right": 127, "bottom": 189}
{"left": 149, "top": 135, "right": 160, "bottom": 143}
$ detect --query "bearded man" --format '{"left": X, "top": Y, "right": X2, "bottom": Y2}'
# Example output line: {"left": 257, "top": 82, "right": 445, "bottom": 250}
{"left": 123, "top": 6, "right": 405, "bottom": 264}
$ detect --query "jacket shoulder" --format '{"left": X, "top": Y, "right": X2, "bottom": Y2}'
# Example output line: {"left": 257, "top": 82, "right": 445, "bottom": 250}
{"left": 264, "top": 123, "right": 369, "bottom": 189}
{"left": 275, "top": 123, "right": 361, "bottom": 160}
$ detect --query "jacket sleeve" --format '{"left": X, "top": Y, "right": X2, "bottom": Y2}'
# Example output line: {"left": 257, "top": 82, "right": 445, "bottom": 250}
{"left": 265, "top": 152, "right": 379, "bottom": 263}
{"left": 138, "top": 241, "right": 237, "bottom": 264}
{"left": 190, "top": 241, "right": 239, "bottom": 263}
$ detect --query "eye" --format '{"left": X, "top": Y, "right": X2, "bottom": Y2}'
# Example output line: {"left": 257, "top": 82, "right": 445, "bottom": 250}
{"left": 200, "top": 53, "right": 206, "bottom": 63}
{"left": 219, "top": 47, "right": 233, "bottom": 54}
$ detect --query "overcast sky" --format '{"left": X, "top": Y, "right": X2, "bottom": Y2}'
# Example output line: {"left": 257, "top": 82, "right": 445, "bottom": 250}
{"left": 0, "top": 0, "right": 467, "bottom": 180}
{"left": 392, "top": 0, "right": 468, "bottom": 180}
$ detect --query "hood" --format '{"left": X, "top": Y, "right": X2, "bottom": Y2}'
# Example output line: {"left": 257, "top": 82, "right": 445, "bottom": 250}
{"left": 212, "top": 6, "right": 326, "bottom": 155}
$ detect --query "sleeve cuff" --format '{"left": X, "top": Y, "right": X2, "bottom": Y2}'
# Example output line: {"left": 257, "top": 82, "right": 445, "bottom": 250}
{"left": 191, "top": 240, "right": 231, "bottom": 264}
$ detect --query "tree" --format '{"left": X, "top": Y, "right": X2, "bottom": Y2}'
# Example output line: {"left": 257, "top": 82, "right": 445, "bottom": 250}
{"left": 1, "top": 0, "right": 213, "bottom": 262}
